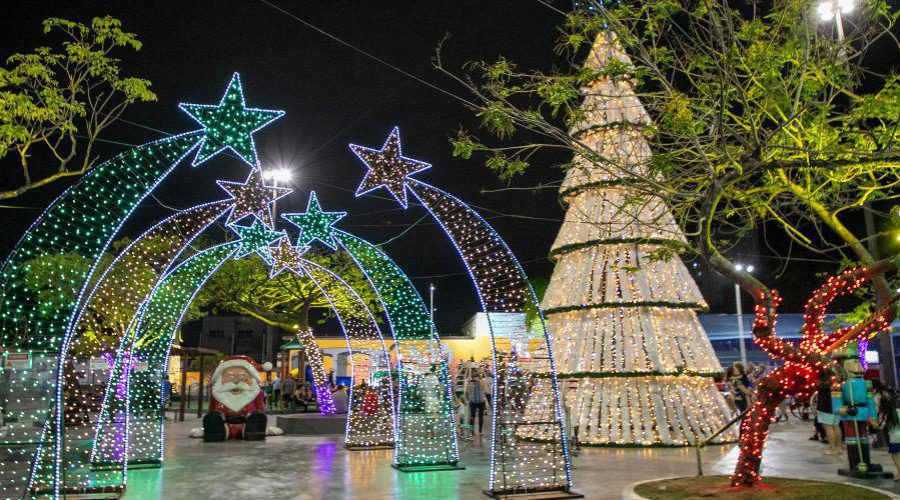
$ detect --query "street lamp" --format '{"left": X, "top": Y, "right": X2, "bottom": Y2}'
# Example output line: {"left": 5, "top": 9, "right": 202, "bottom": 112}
{"left": 262, "top": 167, "right": 293, "bottom": 367}
{"left": 429, "top": 284, "right": 436, "bottom": 339}
{"left": 734, "top": 263, "right": 755, "bottom": 366}
{"left": 818, "top": 0, "right": 854, "bottom": 40}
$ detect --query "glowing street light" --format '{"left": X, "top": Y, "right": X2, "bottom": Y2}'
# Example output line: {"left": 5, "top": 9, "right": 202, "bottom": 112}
{"left": 818, "top": 0, "right": 854, "bottom": 41}
{"left": 264, "top": 168, "right": 293, "bottom": 185}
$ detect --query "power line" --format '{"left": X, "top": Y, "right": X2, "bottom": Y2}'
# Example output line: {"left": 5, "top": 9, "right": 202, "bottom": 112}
{"left": 256, "top": 0, "right": 477, "bottom": 108}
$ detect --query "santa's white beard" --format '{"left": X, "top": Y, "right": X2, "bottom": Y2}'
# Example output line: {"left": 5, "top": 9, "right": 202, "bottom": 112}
{"left": 212, "top": 380, "right": 259, "bottom": 413}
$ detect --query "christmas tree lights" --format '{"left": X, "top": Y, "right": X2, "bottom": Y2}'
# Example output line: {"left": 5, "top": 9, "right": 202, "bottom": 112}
{"left": 349, "top": 129, "right": 575, "bottom": 496}
{"left": 532, "top": 31, "right": 734, "bottom": 450}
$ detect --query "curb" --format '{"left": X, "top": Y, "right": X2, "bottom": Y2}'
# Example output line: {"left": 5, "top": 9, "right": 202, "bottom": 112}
{"left": 622, "top": 475, "right": 900, "bottom": 500}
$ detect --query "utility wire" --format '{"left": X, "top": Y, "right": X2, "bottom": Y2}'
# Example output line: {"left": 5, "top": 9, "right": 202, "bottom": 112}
{"left": 256, "top": 0, "right": 477, "bottom": 108}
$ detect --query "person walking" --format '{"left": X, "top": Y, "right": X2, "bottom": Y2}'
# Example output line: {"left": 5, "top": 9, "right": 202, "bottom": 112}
{"left": 727, "top": 364, "right": 753, "bottom": 414}
{"left": 878, "top": 389, "right": 900, "bottom": 480}
{"left": 815, "top": 370, "right": 842, "bottom": 455}
{"left": 280, "top": 376, "right": 297, "bottom": 411}
{"left": 465, "top": 372, "right": 490, "bottom": 437}
{"left": 272, "top": 375, "right": 282, "bottom": 411}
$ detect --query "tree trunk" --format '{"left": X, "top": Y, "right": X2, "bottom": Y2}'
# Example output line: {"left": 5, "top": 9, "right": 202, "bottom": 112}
{"left": 731, "top": 364, "right": 818, "bottom": 485}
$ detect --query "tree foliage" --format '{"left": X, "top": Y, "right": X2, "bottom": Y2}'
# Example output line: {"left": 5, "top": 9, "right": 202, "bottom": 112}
{"left": 194, "top": 247, "right": 383, "bottom": 333}
{"left": 21, "top": 236, "right": 200, "bottom": 356}
{"left": 0, "top": 16, "right": 156, "bottom": 200}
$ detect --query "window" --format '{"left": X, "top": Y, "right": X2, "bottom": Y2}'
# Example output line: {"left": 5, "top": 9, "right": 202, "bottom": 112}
{"left": 236, "top": 329, "right": 253, "bottom": 338}
{"left": 208, "top": 329, "right": 225, "bottom": 339}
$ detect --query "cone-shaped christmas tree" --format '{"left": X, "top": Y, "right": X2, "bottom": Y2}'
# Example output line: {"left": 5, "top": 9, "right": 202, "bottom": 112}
{"left": 539, "top": 32, "right": 736, "bottom": 446}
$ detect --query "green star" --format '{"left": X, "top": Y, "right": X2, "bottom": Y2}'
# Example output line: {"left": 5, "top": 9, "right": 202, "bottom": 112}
{"left": 230, "top": 217, "right": 285, "bottom": 261}
{"left": 180, "top": 72, "right": 284, "bottom": 167}
{"left": 281, "top": 191, "right": 346, "bottom": 249}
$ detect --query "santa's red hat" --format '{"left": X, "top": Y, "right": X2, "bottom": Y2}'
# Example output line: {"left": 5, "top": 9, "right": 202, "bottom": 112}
{"left": 210, "top": 355, "right": 262, "bottom": 385}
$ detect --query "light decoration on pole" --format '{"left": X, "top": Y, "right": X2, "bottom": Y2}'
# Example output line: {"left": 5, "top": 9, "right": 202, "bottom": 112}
{"left": 731, "top": 266, "right": 895, "bottom": 485}
{"left": 0, "top": 72, "right": 281, "bottom": 497}
{"left": 350, "top": 128, "right": 576, "bottom": 497}
{"left": 528, "top": 31, "right": 735, "bottom": 450}
{"left": 293, "top": 325, "right": 337, "bottom": 416}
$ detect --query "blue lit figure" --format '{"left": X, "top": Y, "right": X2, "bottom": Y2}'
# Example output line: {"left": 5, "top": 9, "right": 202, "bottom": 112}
{"left": 831, "top": 344, "right": 892, "bottom": 478}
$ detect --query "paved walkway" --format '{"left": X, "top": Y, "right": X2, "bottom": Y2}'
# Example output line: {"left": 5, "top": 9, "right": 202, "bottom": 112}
{"left": 122, "top": 417, "right": 900, "bottom": 499}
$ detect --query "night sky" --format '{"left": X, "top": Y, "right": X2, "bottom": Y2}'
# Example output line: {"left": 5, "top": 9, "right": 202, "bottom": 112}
{"left": 0, "top": 1, "right": 868, "bottom": 333}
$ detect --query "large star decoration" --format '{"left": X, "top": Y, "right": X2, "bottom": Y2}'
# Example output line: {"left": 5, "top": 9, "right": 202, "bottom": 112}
{"left": 281, "top": 191, "right": 346, "bottom": 249}
{"left": 268, "top": 236, "right": 309, "bottom": 278}
{"left": 217, "top": 168, "right": 292, "bottom": 228}
{"left": 230, "top": 217, "right": 285, "bottom": 261}
{"left": 349, "top": 126, "right": 430, "bottom": 208}
{"left": 180, "top": 72, "right": 284, "bottom": 167}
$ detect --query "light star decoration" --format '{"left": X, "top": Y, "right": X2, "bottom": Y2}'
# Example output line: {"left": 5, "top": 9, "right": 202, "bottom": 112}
{"left": 231, "top": 217, "right": 285, "bottom": 261}
{"left": 281, "top": 191, "right": 346, "bottom": 249}
{"left": 268, "top": 236, "right": 309, "bottom": 278}
{"left": 217, "top": 168, "right": 292, "bottom": 228}
{"left": 349, "top": 126, "right": 430, "bottom": 208}
{"left": 179, "top": 72, "right": 284, "bottom": 167}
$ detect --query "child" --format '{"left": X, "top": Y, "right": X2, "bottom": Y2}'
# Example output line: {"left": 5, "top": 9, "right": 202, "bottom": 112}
{"left": 878, "top": 389, "right": 900, "bottom": 480}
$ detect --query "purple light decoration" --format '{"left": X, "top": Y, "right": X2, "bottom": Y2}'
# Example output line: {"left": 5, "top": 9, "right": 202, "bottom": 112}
{"left": 315, "top": 387, "right": 337, "bottom": 416}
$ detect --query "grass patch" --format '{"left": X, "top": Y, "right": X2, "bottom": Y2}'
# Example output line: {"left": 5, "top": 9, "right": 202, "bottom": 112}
{"left": 633, "top": 475, "right": 889, "bottom": 500}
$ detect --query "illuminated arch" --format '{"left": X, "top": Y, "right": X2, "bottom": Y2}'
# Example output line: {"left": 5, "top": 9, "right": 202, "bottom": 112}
{"left": 350, "top": 127, "right": 575, "bottom": 497}
{"left": 93, "top": 237, "right": 400, "bottom": 466}
{"left": 333, "top": 230, "right": 459, "bottom": 469}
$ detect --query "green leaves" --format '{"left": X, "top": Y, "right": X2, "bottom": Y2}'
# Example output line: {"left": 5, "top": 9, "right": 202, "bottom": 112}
{"left": 0, "top": 15, "right": 156, "bottom": 200}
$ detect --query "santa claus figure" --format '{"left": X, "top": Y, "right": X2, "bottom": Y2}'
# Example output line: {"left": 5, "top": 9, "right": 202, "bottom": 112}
{"left": 193, "top": 356, "right": 281, "bottom": 441}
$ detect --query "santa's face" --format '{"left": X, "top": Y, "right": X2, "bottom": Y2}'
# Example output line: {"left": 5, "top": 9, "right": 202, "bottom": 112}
{"left": 213, "top": 366, "right": 260, "bottom": 412}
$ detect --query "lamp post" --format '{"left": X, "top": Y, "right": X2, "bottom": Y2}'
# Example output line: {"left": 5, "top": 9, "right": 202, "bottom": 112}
{"left": 262, "top": 168, "right": 293, "bottom": 367}
{"left": 429, "top": 284, "right": 435, "bottom": 338}
{"left": 817, "top": 0, "right": 854, "bottom": 41}
{"left": 734, "top": 263, "right": 755, "bottom": 366}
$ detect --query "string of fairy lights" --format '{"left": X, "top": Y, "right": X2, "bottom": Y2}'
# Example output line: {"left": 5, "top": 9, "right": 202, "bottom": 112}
{"left": 293, "top": 326, "right": 337, "bottom": 416}
{"left": 349, "top": 128, "right": 574, "bottom": 495}
{"left": 297, "top": 262, "right": 396, "bottom": 449}
{"left": 535, "top": 31, "right": 735, "bottom": 449}
{"left": 732, "top": 267, "right": 895, "bottom": 485}
{"left": 1, "top": 72, "right": 283, "bottom": 497}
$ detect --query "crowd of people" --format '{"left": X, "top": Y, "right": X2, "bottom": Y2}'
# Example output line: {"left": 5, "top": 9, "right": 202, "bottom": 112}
{"left": 262, "top": 375, "right": 350, "bottom": 413}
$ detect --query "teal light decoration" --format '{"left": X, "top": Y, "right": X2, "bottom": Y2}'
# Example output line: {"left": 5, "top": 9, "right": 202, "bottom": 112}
{"left": 281, "top": 191, "right": 346, "bottom": 249}
{"left": 0, "top": 72, "right": 280, "bottom": 498}
{"left": 349, "top": 127, "right": 576, "bottom": 497}
{"left": 230, "top": 217, "right": 285, "bottom": 260}
{"left": 179, "top": 73, "right": 284, "bottom": 167}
